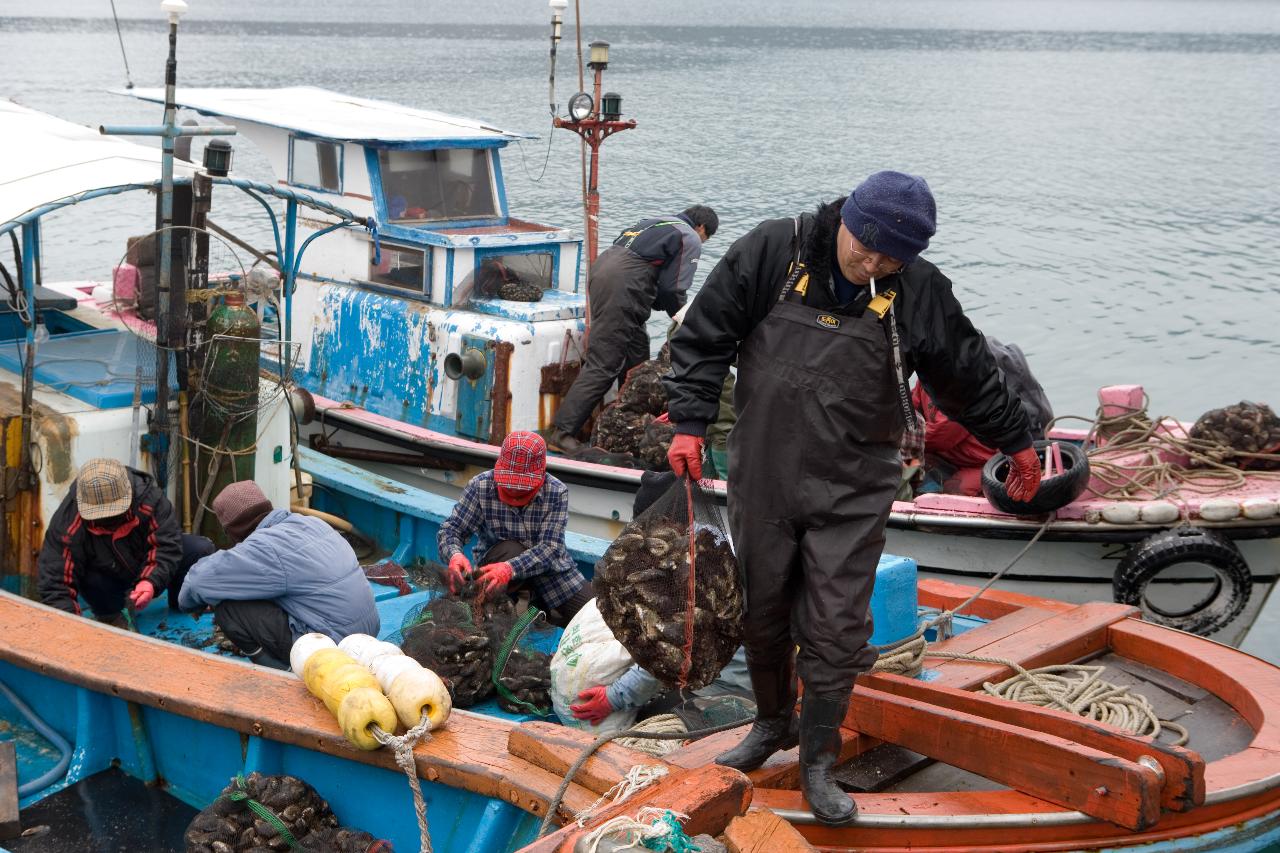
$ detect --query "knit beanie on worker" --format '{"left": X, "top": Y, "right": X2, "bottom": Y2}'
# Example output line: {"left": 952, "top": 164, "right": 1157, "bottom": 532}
{"left": 840, "top": 171, "right": 937, "bottom": 266}
{"left": 212, "top": 480, "right": 274, "bottom": 544}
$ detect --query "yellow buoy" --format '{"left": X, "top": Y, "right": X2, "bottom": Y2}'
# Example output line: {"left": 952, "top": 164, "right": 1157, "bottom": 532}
{"left": 337, "top": 686, "right": 399, "bottom": 751}
{"left": 386, "top": 666, "right": 452, "bottom": 731}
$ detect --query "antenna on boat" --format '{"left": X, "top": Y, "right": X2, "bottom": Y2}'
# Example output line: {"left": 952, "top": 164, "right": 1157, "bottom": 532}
{"left": 98, "top": 0, "right": 235, "bottom": 489}
{"left": 548, "top": 0, "right": 567, "bottom": 115}
{"left": 107, "top": 0, "right": 135, "bottom": 89}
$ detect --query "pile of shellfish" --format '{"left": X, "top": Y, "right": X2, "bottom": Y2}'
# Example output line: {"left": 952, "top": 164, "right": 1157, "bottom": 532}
{"left": 495, "top": 647, "right": 554, "bottom": 714}
{"left": 595, "top": 519, "right": 743, "bottom": 689}
{"left": 400, "top": 597, "right": 496, "bottom": 707}
{"left": 1190, "top": 401, "right": 1280, "bottom": 470}
{"left": 184, "top": 773, "right": 379, "bottom": 853}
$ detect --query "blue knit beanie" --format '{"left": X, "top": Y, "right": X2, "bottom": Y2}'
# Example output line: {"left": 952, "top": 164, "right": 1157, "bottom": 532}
{"left": 840, "top": 171, "right": 937, "bottom": 266}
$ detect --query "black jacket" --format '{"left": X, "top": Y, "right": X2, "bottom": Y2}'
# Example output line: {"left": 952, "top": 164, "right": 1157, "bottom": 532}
{"left": 610, "top": 214, "right": 704, "bottom": 315}
{"left": 37, "top": 468, "right": 183, "bottom": 614}
{"left": 665, "top": 199, "right": 1033, "bottom": 453}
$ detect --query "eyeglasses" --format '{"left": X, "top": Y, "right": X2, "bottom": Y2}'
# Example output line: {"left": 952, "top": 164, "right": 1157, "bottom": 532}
{"left": 849, "top": 234, "right": 904, "bottom": 276}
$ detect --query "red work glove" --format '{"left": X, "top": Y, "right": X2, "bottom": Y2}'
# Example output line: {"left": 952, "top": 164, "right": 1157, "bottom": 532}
{"left": 654, "top": 412, "right": 670, "bottom": 424}
{"left": 128, "top": 580, "right": 155, "bottom": 611}
{"left": 475, "top": 561, "right": 514, "bottom": 600}
{"left": 446, "top": 553, "right": 472, "bottom": 593}
{"left": 570, "top": 686, "right": 613, "bottom": 724}
{"left": 667, "top": 433, "right": 704, "bottom": 481}
{"left": 1005, "top": 446, "right": 1043, "bottom": 503}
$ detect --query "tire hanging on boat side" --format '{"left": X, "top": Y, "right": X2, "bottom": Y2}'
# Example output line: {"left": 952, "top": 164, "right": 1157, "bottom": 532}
{"left": 1113, "top": 525, "right": 1251, "bottom": 636}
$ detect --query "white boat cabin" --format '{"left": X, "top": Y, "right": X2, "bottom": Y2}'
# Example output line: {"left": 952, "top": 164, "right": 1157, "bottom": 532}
{"left": 131, "top": 86, "right": 586, "bottom": 443}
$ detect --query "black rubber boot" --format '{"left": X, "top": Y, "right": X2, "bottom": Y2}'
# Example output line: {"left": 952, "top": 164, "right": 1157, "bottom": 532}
{"left": 800, "top": 689, "right": 857, "bottom": 826}
{"left": 714, "top": 660, "right": 799, "bottom": 772}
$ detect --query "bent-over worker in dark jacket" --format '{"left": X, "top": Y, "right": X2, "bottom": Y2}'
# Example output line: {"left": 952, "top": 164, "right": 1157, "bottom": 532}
{"left": 179, "top": 481, "right": 379, "bottom": 669}
{"left": 38, "top": 458, "right": 214, "bottom": 626}
{"left": 663, "top": 172, "right": 1044, "bottom": 825}
{"left": 547, "top": 205, "right": 718, "bottom": 451}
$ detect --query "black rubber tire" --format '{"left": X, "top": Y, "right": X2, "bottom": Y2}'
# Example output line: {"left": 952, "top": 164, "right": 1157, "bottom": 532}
{"left": 1113, "top": 526, "right": 1251, "bottom": 636}
{"left": 981, "top": 439, "right": 1091, "bottom": 516}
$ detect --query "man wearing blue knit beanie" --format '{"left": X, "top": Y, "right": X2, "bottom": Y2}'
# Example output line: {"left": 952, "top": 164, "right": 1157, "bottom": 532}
{"left": 662, "top": 171, "right": 1043, "bottom": 825}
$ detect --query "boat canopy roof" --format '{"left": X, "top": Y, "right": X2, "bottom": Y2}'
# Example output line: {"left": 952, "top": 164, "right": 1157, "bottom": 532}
{"left": 127, "top": 86, "right": 535, "bottom": 146}
{"left": 0, "top": 100, "right": 197, "bottom": 228}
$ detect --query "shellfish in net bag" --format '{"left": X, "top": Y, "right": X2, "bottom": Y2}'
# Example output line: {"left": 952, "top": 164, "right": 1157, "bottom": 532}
{"left": 1189, "top": 400, "right": 1280, "bottom": 471}
{"left": 595, "top": 476, "right": 743, "bottom": 690}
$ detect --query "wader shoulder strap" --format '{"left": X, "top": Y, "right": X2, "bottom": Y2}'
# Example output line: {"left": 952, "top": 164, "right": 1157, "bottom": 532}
{"left": 616, "top": 220, "right": 683, "bottom": 250}
{"left": 777, "top": 216, "right": 808, "bottom": 303}
{"left": 872, "top": 280, "right": 920, "bottom": 435}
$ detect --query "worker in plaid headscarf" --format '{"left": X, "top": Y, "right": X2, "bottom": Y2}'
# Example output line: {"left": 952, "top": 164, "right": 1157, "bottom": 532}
{"left": 437, "top": 431, "right": 591, "bottom": 626}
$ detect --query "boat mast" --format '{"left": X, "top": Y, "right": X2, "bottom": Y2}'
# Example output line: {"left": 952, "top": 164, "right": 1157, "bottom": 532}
{"left": 552, "top": 19, "right": 636, "bottom": 268}
{"left": 99, "top": 0, "right": 233, "bottom": 487}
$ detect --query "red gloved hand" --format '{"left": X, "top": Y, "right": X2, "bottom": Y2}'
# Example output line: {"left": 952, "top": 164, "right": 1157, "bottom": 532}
{"left": 446, "top": 553, "right": 472, "bottom": 593}
{"left": 1005, "top": 446, "right": 1043, "bottom": 502}
{"left": 667, "top": 433, "right": 704, "bottom": 480}
{"left": 128, "top": 580, "right": 155, "bottom": 611}
{"left": 570, "top": 686, "right": 613, "bottom": 724}
{"left": 475, "top": 561, "right": 514, "bottom": 600}
{"left": 654, "top": 412, "right": 670, "bottom": 424}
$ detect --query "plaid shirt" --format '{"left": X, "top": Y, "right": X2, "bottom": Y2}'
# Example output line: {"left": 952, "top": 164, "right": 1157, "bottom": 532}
{"left": 437, "top": 471, "right": 583, "bottom": 608}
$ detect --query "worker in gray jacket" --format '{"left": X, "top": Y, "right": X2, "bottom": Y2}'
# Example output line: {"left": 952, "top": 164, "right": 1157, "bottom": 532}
{"left": 179, "top": 481, "right": 379, "bottom": 669}
{"left": 547, "top": 205, "right": 718, "bottom": 451}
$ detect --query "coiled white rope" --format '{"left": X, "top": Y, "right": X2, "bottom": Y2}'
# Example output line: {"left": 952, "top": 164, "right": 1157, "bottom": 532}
{"left": 371, "top": 713, "right": 434, "bottom": 853}
{"left": 964, "top": 657, "right": 1188, "bottom": 745}
{"left": 614, "top": 714, "right": 688, "bottom": 757}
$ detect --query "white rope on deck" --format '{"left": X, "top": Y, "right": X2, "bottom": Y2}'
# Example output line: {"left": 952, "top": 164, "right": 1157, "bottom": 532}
{"left": 579, "top": 806, "right": 691, "bottom": 853}
{"left": 371, "top": 713, "right": 435, "bottom": 853}
{"left": 575, "top": 763, "right": 670, "bottom": 827}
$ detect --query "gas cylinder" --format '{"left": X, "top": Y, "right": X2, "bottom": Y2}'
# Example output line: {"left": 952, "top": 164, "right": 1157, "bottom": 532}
{"left": 195, "top": 282, "right": 261, "bottom": 542}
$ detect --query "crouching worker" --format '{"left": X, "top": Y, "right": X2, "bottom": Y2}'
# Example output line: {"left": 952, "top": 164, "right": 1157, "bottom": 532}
{"left": 178, "top": 481, "right": 379, "bottom": 669}
{"left": 437, "top": 431, "right": 591, "bottom": 627}
{"left": 38, "top": 458, "right": 215, "bottom": 627}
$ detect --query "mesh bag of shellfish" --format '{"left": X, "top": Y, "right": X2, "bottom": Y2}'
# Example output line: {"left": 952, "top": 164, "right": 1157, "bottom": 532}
{"left": 1189, "top": 401, "right": 1280, "bottom": 470}
{"left": 636, "top": 418, "right": 675, "bottom": 471}
{"left": 184, "top": 772, "right": 385, "bottom": 853}
{"left": 613, "top": 342, "right": 672, "bottom": 416}
{"left": 487, "top": 607, "right": 557, "bottom": 716}
{"left": 395, "top": 567, "right": 555, "bottom": 714}
{"left": 398, "top": 590, "right": 499, "bottom": 708}
{"left": 595, "top": 476, "right": 744, "bottom": 690}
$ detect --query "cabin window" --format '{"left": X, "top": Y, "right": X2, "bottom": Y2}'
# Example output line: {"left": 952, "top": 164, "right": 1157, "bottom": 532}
{"left": 368, "top": 242, "right": 429, "bottom": 293}
{"left": 290, "top": 137, "right": 342, "bottom": 193}
{"left": 378, "top": 148, "right": 498, "bottom": 223}
{"left": 453, "top": 251, "right": 554, "bottom": 306}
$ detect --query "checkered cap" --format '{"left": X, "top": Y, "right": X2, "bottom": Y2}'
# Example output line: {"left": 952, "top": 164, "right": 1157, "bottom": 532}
{"left": 493, "top": 431, "right": 547, "bottom": 493}
{"left": 76, "top": 458, "right": 133, "bottom": 520}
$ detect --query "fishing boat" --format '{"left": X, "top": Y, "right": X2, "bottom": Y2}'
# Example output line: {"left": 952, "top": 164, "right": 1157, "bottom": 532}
{"left": 3, "top": 9, "right": 1280, "bottom": 850}
{"left": 13, "top": 85, "right": 1278, "bottom": 646}
{"left": 3, "top": 447, "right": 1280, "bottom": 852}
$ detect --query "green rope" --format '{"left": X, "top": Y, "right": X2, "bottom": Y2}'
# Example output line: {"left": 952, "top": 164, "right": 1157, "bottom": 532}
{"left": 491, "top": 607, "right": 551, "bottom": 716}
{"left": 224, "top": 774, "right": 305, "bottom": 852}
{"left": 643, "top": 810, "right": 700, "bottom": 852}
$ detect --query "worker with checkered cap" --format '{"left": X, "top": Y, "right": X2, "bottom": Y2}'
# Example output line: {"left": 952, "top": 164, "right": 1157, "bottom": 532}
{"left": 37, "top": 458, "right": 214, "bottom": 626}
{"left": 437, "top": 431, "right": 591, "bottom": 626}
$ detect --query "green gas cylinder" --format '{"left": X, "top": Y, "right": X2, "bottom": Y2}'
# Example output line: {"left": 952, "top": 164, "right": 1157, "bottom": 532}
{"left": 195, "top": 283, "right": 261, "bottom": 542}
